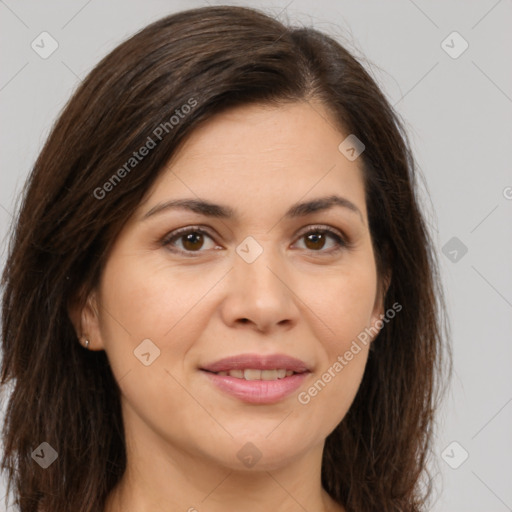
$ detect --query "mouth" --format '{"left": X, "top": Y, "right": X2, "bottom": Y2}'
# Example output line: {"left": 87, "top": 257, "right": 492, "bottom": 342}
{"left": 199, "top": 353, "right": 311, "bottom": 404}
{"left": 200, "top": 353, "right": 311, "bottom": 374}
{"left": 202, "top": 368, "right": 305, "bottom": 380}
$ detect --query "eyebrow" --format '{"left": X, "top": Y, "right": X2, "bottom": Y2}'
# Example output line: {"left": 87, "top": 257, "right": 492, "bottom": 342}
{"left": 142, "top": 195, "right": 364, "bottom": 223}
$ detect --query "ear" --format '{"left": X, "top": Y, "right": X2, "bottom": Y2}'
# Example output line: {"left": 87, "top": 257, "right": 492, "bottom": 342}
{"left": 368, "top": 269, "right": 392, "bottom": 342}
{"left": 68, "top": 289, "right": 103, "bottom": 351}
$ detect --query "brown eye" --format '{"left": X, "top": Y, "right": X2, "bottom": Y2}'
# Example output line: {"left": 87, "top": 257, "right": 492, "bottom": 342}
{"left": 304, "top": 232, "right": 327, "bottom": 250}
{"left": 294, "top": 227, "right": 348, "bottom": 253}
{"left": 163, "top": 227, "right": 218, "bottom": 255}
{"left": 182, "top": 232, "right": 205, "bottom": 251}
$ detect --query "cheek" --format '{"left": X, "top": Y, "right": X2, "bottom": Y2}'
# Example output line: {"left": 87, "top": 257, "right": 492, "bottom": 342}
{"left": 95, "top": 254, "right": 227, "bottom": 388}
{"left": 98, "top": 256, "right": 221, "bottom": 342}
{"left": 306, "top": 256, "right": 379, "bottom": 349}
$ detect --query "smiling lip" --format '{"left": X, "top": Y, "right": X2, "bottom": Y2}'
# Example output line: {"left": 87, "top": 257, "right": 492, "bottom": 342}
{"left": 200, "top": 353, "right": 311, "bottom": 404}
{"left": 200, "top": 353, "right": 311, "bottom": 373}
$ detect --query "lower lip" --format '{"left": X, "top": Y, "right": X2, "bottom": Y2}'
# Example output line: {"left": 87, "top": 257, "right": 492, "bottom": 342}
{"left": 201, "top": 370, "right": 309, "bottom": 404}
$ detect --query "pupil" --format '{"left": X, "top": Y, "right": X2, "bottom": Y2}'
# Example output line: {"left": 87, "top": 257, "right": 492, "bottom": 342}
{"left": 183, "top": 232, "right": 203, "bottom": 250}
{"left": 306, "top": 232, "right": 324, "bottom": 250}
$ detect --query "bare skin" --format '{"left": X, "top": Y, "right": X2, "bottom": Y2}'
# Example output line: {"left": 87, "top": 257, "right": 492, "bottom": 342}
{"left": 73, "top": 100, "right": 388, "bottom": 512}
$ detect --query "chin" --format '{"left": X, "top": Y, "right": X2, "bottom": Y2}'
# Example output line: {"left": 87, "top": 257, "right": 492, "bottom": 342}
{"left": 212, "top": 433, "right": 317, "bottom": 472}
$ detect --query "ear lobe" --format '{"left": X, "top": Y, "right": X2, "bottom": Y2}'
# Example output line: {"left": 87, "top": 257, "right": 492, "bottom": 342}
{"left": 67, "top": 290, "right": 103, "bottom": 350}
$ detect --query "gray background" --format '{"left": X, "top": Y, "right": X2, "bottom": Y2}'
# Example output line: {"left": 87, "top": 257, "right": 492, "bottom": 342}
{"left": 1, "top": 1, "right": 511, "bottom": 510}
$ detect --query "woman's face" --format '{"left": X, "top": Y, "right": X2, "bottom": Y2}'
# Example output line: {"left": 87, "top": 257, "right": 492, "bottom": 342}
{"left": 81, "top": 100, "right": 386, "bottom": 471}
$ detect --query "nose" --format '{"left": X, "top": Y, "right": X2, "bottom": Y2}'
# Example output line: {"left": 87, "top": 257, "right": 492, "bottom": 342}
{"left": 219, "top": 244, "right": 299, "bottom": 334}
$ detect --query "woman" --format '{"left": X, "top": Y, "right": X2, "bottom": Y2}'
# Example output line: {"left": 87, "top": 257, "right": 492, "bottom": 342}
{"left": 0, "top": 5, "right": 450, "bottom": 512}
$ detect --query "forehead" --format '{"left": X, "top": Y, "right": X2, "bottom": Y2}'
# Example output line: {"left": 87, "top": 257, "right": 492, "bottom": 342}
{"left": 140, "top": 101, "right": 367, "bottom": 220}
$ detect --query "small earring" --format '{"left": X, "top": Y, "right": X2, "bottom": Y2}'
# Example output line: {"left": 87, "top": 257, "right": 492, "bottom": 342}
{"left": 80, "top": 336, "right": 90, "bottom": 349}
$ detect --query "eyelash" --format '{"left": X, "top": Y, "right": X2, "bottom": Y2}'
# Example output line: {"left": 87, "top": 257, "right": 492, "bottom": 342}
{"left": 161, "top": 225, "right": 351, "bottom": 257}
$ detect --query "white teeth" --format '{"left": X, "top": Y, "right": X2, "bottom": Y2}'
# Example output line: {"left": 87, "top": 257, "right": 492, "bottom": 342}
{"left": 261, "top": 370, "right": 278, "bottom": 380}
{"left": 244, "top": 369, "right": 261, "bottom": 380}
{"left": 215, "top": 369, "right": 296, "bottom": 380}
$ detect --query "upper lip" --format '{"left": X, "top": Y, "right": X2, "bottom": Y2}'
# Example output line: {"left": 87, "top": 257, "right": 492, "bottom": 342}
{"left": 200, "top": 353, "right": 311, "bottom": 373}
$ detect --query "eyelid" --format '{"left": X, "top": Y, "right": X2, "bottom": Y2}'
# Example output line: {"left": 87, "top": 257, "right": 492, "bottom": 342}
{"left": 163, "top": 225, "right": 216, "bottom": 240}
{"left": 294, "top": 224, "right": 347, "bottom": 242}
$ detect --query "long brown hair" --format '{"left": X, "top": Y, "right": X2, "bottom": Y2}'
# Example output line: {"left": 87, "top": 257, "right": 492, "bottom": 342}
{"left": 1, "top": 6, "right": 450, "bottom": 511}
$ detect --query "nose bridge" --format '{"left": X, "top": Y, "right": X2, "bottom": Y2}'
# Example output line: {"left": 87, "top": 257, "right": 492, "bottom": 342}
{"left": 233, "top": 235, "right": 286, "bottom": 300}
{"left": 222, "top": 234, "right": 298, "bottom": 330}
